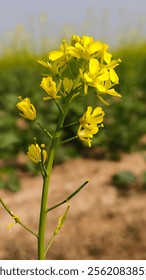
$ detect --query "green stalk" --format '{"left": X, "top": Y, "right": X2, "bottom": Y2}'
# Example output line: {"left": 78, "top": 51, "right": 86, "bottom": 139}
{"left": 0, "top": 198, "right": 38, "bottom": 238}
{"left": 46, "top": 180, "right": 89, "bottom": 212}
{"left": 37, "top": 92, "right": 76, "bottom": 260}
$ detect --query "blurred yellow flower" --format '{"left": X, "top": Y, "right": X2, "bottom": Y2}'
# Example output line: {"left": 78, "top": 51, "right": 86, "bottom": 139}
{"left": 40, "top": 76, "right": 62, "bottom": 100}
{"left": 16, "top": 97, "right": 36, "bottom": 120}
{"left": 27, "top": 143, "right": 47, "bottom": 164}
{"left": 38, "top": 60, "right": 59, "bottom": 75}
{"left": 63, "top": 77, "right": 73, "bottom": 94}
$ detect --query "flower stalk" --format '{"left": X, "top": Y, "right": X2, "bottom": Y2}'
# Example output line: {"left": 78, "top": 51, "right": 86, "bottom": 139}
{"left": 37, "top": 90, "right": 79, "bottom": 259}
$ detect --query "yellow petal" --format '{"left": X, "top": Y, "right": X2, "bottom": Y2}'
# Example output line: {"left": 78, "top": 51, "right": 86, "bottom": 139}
{"left": 89, "top": 41, "right": 102, "bottom": 54}
{"left": 84, "top": 73, "right": 93, "bottom": 83}
{"left": 110, "top": 69, "right": 119, "bottom": 83}
{"left": 49, "top": 51, "right": 63, "bottom": 61}
{"left": 106, "top": 89, "right": 121, "bottom": 97}
{"left": 89, "top": 58, "right": 99, "bottom": 76}
{"left": 104, "top": 52, "right": 112, "bottom": 64}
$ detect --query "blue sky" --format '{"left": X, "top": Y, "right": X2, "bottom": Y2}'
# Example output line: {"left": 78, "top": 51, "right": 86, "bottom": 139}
{"left": 0, "top": 0, "right": 146, "bottom": 49}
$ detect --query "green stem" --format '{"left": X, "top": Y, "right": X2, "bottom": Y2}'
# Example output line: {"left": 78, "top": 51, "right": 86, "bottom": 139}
{"left": 62, "top": 121, "right": 79, "bottom": 129}
{"left": 44, "top": 205, "right": 70, "bottom": 257}
{"left": 46, "top": 180, "right": 89, "bottom": 212}
{"left": 0, "top": 198, "right": 38, "bottom": 238}
{"left": 35, "top": 119, "right": 53, "bottom": 139}
{"left": 37, "top": 92, "right": 76, "bottom": 260}
{"left": 53, "top": 99, "right": 63, "bottom": 115}
{"left": 61, "top": 135, "right": 78, "bottom": 145}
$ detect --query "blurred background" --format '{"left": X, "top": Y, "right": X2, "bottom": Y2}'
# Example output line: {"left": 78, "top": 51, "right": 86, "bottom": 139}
{"left": 1, "top": 0, "right": 146, "bottom": 260}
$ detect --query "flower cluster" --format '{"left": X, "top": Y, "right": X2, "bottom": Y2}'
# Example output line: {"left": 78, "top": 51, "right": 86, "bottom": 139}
{"left": 38, "top": 35, "right": 121, "bottom": 104}
{"left": 77, "top": 106, "right": 105, "bottom": 147}
{"left": 38, "top": 35, "right": 121, "bottom": 146}
{"left": 16, "top": 35, "right": 121, "bottom": 149}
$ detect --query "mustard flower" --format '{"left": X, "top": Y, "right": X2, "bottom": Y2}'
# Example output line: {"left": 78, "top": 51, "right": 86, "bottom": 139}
{"left": 94, "top": 42, "right": 111, "bottom": 63}
{"left": 77, "top": 126, "right": 96, "bottom": 147}
{"left": 48, "top": 40, "right": 70, "bottom": 67}
{"left": 77, "top": 106, "right": 104, "bottom": 147}
{"left": 80, "top": 58, "right": 109, "bottom": 94}
{"left": 96, "top": 79, "right": 121, "bottom": 105}
{"left": 80, "top": 106, "right": 105, "bottom": 128}
{"left": 68, "top": 35, "right": 103, "bottom": 60}
{"left": 105, "top": 57, "right": 121, "bottom": 84}
{"left": 27, "top": 143, "right": 47, "bottom": 164}
{"left": 38, "top": 60, "right": 59, "bottom": 75}
{"left": 63, "top": 77, "right": 73, "bottom": 94}
{"left": 40, "top": 76, "right": 62, "bottom": 100}
{"left": 16, "top": 97, "right": 36, "bottom": 120}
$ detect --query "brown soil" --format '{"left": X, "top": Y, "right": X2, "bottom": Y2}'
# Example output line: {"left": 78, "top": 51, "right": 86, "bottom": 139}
{"left": 1, "top": 152, "right": 146, "bottom": 260}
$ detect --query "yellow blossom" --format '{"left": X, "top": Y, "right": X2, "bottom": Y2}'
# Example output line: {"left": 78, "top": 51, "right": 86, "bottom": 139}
{"left": 38, "top": 60, "right": 59, "bottom": 75}
{"left": 68, "top": 35, "right": 103, "bottom": 60}
{"left": 97, "top": 79, "right": 121, "bottom": 105}
{"left": 40, "top": 76, "right": 62, "bottom": 100}
{"left": 95, "top": 42, "right": 111, "bottom": 63}
{"left": 77, "top": 125, "right": 98, "bottom": 147}
{"left": 80, "top": 106, "right": 105, "bottom": 128}
{"left": 27, "top": 143, "right": 47, "bottom": 164}
{"left": 80, "top": 58, "right": 109, "bottom": 94}
{"left": 63, "top": 77, "right": 73, "bottom": 94}
{"left": 77, "top": 106, "right": 104, "bottom": 147}
{"left": 48, "top": 40, "right": 70, "bottom": 67}
{"left": 16, "top": 97, "right": 36, "bottom": 120}
{"left": 105, "top": 57, "right": 121, "bottom": 83}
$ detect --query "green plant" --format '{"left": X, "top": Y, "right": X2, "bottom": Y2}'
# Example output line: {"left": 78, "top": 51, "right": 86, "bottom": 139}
{"left": 0, "top": 34, "right": 121, "bottom": 260}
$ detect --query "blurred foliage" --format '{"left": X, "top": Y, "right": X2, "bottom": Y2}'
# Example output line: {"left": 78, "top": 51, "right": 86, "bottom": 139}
{"left": 0, "top": 167, "right": 20, "bottom": 192}
{"left": 0, "top": 39, "right": 146, "bottom": 179}
{"left": 111, "top": 170, "right": 137, "bottom": 195}
{"left": 139, "top": 171, "right": 146, "bottom": 191}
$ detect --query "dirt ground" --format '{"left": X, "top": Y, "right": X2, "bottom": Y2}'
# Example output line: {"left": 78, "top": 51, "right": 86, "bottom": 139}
{"left": 1, "top": 152, "right": 146, "bottom": 260}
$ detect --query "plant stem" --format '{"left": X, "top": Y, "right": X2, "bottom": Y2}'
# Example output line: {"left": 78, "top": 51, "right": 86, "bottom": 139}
{"left": 0, "top": 198, "right": 38, "bottom": 238}
{"left": 44, "top": 205, "right": 70, "bottom": 257}
{"left": 46, "top": 180, "right": 89, "bottom": 212}
{"left": 37, "top": 93, "right": 75, "bottom": 260}
{"left": 35, "top": 119, "right": 53, "bottom": 139}
{"left": 62, "top": 121, "right": 79, "bottom": 129}
{"left": 61, "top": 135, "right": 78, "bottom": 145}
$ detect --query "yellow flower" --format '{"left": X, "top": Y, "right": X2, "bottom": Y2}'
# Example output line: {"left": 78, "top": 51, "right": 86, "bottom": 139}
{"left": 103, "top": 55, "right": 121, "bottom": 83}
{"left": 63, "top": 77, "right": 73, "bottom": 94}
{"left": 48, "top": 40, "right": 70, "bottom": 67}
{"left": 80, "top": 55, "right": 121, "bottom": 103}
{"left": 40, "top": 76, "right": 62, "bottom": 100}
{"left": 80, "top": 106, "right": 105, "bottom": 128}
{"left": 77, "top": 106, "right": 104, "bottom": 147}
{"left": 68, "top": 35, "right": 102, "bottom": 60}
{"left": 97, "top": 79, "right": 121, "bottom": 105}
{"left": 16, "top": 97, "right": 36, "bottom": 120}
{"left": 80, "top": 58, "right": 109, "bottom": 94}
{"left": 38, "top": 60, "right": 59, "bottom": 75}
{"left": 77, "top": 125, "right": 98, "bottom": 147}
{"left": 27, "top": 143, "right": 47, "bottom": 164}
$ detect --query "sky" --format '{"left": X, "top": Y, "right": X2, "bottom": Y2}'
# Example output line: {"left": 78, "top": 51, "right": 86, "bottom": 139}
{"left": 0, "top": 0, "right": 146, "bottom": 50}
